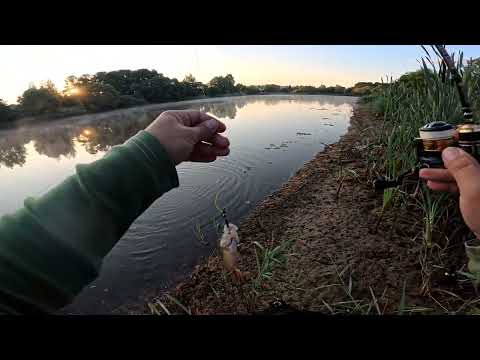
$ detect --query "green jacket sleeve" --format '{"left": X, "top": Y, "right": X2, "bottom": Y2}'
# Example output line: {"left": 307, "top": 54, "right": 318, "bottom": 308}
{"left": 0, "top": 130, "right": 179, "bottom": 314}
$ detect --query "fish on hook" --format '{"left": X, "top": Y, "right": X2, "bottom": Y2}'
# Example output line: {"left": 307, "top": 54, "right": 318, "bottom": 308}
{"left": 219, "top": 223, "right": 240, "bottom": 272}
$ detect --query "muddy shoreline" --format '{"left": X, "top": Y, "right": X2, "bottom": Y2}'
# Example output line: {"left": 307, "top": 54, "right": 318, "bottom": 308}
{"left": 125, "top": 104, "right": 473, "bottom": 315}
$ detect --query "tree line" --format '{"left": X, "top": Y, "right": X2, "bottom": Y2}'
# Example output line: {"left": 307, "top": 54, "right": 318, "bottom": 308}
{"left": 0, "top": 69, "right": 381, "bottom": 123}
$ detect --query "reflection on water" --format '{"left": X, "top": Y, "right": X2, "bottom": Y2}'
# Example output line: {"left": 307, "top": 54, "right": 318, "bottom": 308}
{"left": 0, "top": 95, "right": 352, "bottom": 170}
{"left": 0, "top": 140, "right": 27, "bottom": 168}
{"left": 0, "top": 116, "right": 152, "bottom": 168}
{"left": 0, "top": 95, "right": 357, "bottom": 313}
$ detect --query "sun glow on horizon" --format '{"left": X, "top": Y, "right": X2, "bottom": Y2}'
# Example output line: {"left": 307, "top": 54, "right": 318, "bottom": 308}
{"left": 2, "top": 45, "right": 480, "bottom": 105}
{"left": 67, "top": 87, "right": 81, "bottom": 96}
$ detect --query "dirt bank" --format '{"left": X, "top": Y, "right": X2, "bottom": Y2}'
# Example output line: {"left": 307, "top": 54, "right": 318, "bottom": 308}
{"left": 135, "top": 104, "right": 476, "bottom": 315}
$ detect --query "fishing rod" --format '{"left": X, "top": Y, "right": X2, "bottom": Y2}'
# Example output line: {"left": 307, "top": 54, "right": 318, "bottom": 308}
{"left": 433, "top": 45, "right": 473, "bottom": 123}
{"left": 374, "top": 45, "right": 480, "bottom": 191}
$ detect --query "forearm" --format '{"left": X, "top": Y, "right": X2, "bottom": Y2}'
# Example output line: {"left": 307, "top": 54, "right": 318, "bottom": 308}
{"left": 0, "top": 131, "right": 178, "bottom": 314}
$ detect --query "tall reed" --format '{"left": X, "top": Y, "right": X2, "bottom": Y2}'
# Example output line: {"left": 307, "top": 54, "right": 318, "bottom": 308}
{"left": 369, "top": 49, "right": 480, "bottom": 248}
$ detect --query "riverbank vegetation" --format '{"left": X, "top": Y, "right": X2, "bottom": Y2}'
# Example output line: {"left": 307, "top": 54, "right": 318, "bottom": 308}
{"left": 139, "top": 51, "right": 480, "bottom": 315}
{"left": 361, "top": 51, "right": 480, "bottom": 304}
{"left": 0, "top": 70, "right": 381, "bottom": 124}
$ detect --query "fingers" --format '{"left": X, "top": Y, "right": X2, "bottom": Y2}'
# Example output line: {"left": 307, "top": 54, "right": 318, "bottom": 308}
{"left": 176, "top": 110, "right": 226, "bottom": 132}
{"left": 419, "top": 168, "right": 455, "bottom": 183}
{"left": 197, "top": 112, "right": 226, "bottom": 133}
{"left": 442, "top": 147, "right": 480, "bottom": 197}
{"left": 208, "top": 133, "right": 230, "bottom": 148}
{"left": 193, "top": 112, "right": 226, "bottom": 133}
{"left": 426, "top": 180, "right": 459, "bottom": 194}
{"left": 419, "top": 148, "right": 480, "bottom": 196}
{"left": 160, "top": 110, "right": 227, "bottom": 144}
{"left": 189, "top": 154, "right": 217, "bottom": 163}
{"left": 188, "top": 116, "right": 227, "bottom": 143}
{"left": 189, "top": 142, "right": 230, "bottom": 162}
{"left": 419, "top": 167, "right": 457, "bottom": 193}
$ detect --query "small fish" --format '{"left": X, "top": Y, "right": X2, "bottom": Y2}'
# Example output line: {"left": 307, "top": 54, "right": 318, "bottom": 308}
{"left": 219, "top": 224, "right": 240, "bottom": 272}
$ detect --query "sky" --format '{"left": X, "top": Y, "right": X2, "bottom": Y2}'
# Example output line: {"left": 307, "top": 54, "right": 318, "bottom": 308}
{"left": 2, "top": 45, "right": 480, "bottom": 104}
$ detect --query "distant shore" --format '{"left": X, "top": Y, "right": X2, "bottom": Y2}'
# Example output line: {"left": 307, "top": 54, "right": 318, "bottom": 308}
{"left": 1, "top": 93, "right": 357, "bottom": 132}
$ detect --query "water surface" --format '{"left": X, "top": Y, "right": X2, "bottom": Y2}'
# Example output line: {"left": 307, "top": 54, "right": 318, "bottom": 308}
{"left": 0, "top": 95, "right": 357, "bottom": 313}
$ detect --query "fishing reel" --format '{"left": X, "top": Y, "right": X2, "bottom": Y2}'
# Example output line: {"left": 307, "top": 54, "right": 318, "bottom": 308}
{"left": 373, "top": 115, "right": 480, "bottom": 191}
{"left": 374, "top": 44, "right": 480, "bottom": 192}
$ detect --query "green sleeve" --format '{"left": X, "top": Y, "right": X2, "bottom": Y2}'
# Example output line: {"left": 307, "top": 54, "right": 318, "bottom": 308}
{"left": 0, "top": 130, "right": 179, "bottom": 314}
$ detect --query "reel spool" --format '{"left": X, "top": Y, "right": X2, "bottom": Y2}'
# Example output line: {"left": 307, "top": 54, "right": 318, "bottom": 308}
{"left": 415, "top": 121, "right": 457, "bottom": 168}
{"left": 415, "top": 121, "right": 480, "bottom": 167}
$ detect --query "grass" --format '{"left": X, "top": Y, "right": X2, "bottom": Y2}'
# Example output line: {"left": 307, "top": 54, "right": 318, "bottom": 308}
{"left": 316, "top": 260, "right": 436, "bottom": 315}
{"left": 365, "top": 48, "right": 480, "bottom": 302}
{"left": 415, "top": 184, "right": 447, "bottom": 248}
{"left": 369, "top": 50, "right": 477, "bottom": 237}
{"left": 150, "top": 49, "right": 480, "bottom": 315}
{"left": 322, "top": 262, "right": 382, "bottom": 314}
{"left": 147, "top": 294, "right": 192, "bottom": 315}
{"left": 253, "top": 239, "right": 294, "bottom": 291}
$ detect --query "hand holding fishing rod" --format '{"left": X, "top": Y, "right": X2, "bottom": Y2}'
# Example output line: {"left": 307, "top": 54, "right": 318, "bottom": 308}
{"left": 418, "top": 46, "right": 480, "bottom": 238}
{"left": 420, "top": 147, "right": 480, "bottom": 239}
{"left": 374, "top": 45, "right": 480, "bottom": 192}
{"left": 372, "top": 44, "right": 480, "bottom": 246}
{"left": 0, "top": 108, "right": 233, "bottom": 314}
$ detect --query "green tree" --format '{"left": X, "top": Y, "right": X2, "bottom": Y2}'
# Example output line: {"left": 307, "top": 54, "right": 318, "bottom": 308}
{"left": 132, "top": 72, "right": 176, "bottom": 103}
{"left": 95, "top": 70, "right": 134, "bottom": 96}
{"left": 263, "top": 84, "right": 282, "bottom": 93}
{"left": 236, "top": 84, "right": 260, "bottom": 95}
{"left": 33, "top": 128, "right": 76, "bottom": 159}
{"left": 63, "top": 74, "right": 121, "bottom": 112}
{"left": 0, "top": 136, "right": 27, "bottom": 168}
{"left": 398, "top": 71, "right": 428, "bottom": 89}
{"left": 207, "top": 74, "right": 236, "bottom": 96}
{"left": 292, "top": 85, "right": 318, "bottom": 94}
{"left": 81, "top": 82, "right": 120, "bottom": 112}
{"left": 236, "top": 83, "right": 247, "bottom": 93}
{"left": 17, "top": 82, "right": 61, "bottom": 115}
{"left": 0, "top": 99, "right": 17, "bottom": 123}
{"left": 181, "top": 74, "right": 204, "bottom": 98}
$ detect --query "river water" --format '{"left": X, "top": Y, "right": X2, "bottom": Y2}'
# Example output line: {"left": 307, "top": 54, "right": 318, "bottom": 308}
{"left": 0, "top": 94, "right": 357, "bottom": 313}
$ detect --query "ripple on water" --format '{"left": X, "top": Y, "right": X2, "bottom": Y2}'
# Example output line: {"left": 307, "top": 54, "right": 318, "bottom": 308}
{"left": 126, "top": 148, "right": 264, "bottom": 255}
{"left": 62, "top": 95, "right": 358, "bottom": 312}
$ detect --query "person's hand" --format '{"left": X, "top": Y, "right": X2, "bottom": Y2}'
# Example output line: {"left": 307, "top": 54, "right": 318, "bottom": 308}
{"left": 419, "top": 147, "right": 480, "bottom": 238}
{"left": 145, "top": 110, "right": 230, "bottom": 165}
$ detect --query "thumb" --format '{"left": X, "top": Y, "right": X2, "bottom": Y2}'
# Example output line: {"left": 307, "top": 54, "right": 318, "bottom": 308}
{"left": 189, "top": 118, "right": 220, "bottom": 142}
{"left": 442, "top": 147, "right": 480, "bottom": 197}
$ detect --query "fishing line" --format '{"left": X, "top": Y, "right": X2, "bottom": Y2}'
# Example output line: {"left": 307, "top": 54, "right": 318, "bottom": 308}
{"left": 194, "top": 46, "right": 206, "bottom": 97}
